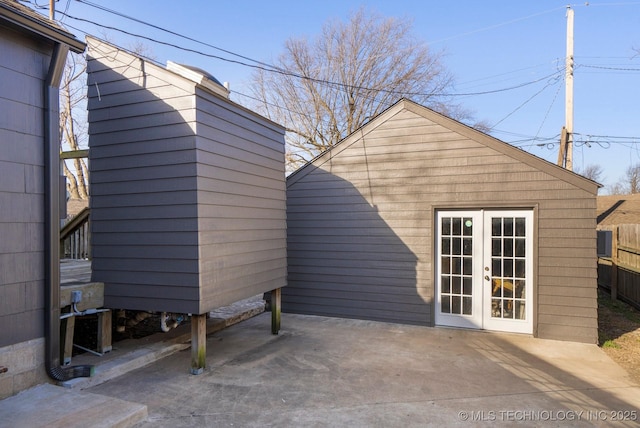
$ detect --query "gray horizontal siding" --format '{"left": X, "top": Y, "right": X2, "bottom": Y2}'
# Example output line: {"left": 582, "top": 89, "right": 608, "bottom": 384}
{"left": 194, "top": 92, "right": 286, "bottom": 312}
{"left": 0, "top": 30, "right": 49, "bottom": 347}
{"left": 88, "top": 38, "right": 202, "bottom": 312}
{"left": 284, "top": 103, "right": 598, "bottom": 342}
{"left": 87, "top": 36, "right": 286, "bottom": 314}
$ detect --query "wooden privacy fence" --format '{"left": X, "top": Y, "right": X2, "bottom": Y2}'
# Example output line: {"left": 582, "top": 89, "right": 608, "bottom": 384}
{"left": 598, "top": 224, "right": 640, "bottom": 310}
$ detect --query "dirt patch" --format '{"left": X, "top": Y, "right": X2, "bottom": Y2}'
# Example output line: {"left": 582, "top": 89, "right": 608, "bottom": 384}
{"left": 598, "top": 289, "right": 640, "bottom": 384}
{"left": 72, "top": 312, "right": 185, "bottom": 356}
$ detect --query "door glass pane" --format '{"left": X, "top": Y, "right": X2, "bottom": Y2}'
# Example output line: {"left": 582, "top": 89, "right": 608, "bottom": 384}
{"left": 492, "top": 238, "right": 501, "bottom": 256}
{"left": 504, "top": 238, "right": 513, "bottom": 257}
{"left": 492, "top": 258, "right": 501, "bottom": 276}
{"left": 514, "top": 301, "right": 525, "bottom": 320}
{"left": 504, "top": 218, "right": 514, "bottom": 236}
{"left": 514, "top": 280, "right": 525, "bottom": 298}
{"left": 503, "top": 259, "right": 513, "bottom": 277}
{"left": 463, "top": 238, "right": 472, "bottom": 255}
{"left": 441, "top": 256, "right": 450, "bottom": 274}
{"left": 442, "top": 218, "right": 451, "bottom": 235}
{"left": 492, "top": 218, "right": 501, "bottom": 236}
{"left": 452, "top": 218, "right": 461, "bottom": 235}
{"left": 442, "top": 276, "right": 451, "bottom": 293}
{"left": 490, "top": 215, "right": 528, "bottom": 321}
{"left": 463, "top": 257, "right": 472, "bottom": 275}
{"left": 442, "top": 238, "right": 451, "bottom": 255}
{"left": 463, "top": 297, "right": 472, "bottom": 315}
{"left": 453, "top": 238, "right": 461, "bottom": 255}
{"left": 441, "top": 295, "right": 451, "bottom": 313}
{"left": 463, "top": 218, "right": 473, "bottom": 236}
{"left": 452, "top": 296, "right": 461, "bottom": 314}
{"left": 452, "top": 257, "right": 461, "bottom": 275}
{"left": 463, "top": 277, "right": 472, "bottom": 295}
{"left": 452, "top": 276, "right": 461, "bottom": 294}
{"left": 515, "top": 259, "right": 526, "bottom": 278}
{"left": 440, "top": 214, "right": 474, "bottom": 318}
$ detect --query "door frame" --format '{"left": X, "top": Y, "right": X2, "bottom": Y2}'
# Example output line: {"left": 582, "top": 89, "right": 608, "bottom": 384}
{"left": 434, "top": 208, "right": 536, "bottom": 334}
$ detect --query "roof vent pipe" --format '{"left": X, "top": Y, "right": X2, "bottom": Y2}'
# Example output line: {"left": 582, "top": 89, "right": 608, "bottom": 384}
{"left": 44, "top": 43, "right": 93, "bottom": 381}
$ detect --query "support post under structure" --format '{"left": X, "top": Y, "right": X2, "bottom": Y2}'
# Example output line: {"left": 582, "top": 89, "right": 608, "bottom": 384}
{"left": 271, "top": 288, "right": 281, "bottom": 335}
{"left": 97, "top": 310, "right": 112, "bottom": 354}
{"left": 191, "top": 314, "right": 207, "bottom": 375}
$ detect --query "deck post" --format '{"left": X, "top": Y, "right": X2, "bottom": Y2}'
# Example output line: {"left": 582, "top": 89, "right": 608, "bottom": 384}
{"left": 191, "top": 313, "right": 207, "bottom": 375}
{"left": 61, "top": 315, "right": 75, "bottom": 365}
{"left": 97, "top": 310, "right": 112, "bottom": 354}
{"left": 271, "top": 287, "right": 281, "bottom": 335}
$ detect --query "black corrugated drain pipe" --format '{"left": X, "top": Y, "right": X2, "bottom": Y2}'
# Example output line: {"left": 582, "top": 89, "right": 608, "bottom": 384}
{"left": 44, "top": 42, "right": 93, "bottom": 381}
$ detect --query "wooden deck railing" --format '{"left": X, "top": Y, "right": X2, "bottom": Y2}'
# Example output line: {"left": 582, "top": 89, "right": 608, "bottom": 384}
{"left": 61, "top": 207, "right": 90, "bottom": 260}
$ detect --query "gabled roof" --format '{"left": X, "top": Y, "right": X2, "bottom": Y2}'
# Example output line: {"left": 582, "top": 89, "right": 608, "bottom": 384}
{"left": 0, "top": 0, "right": 84, "bottom": 53}
{"left": 287, "top": 98, "right": 600, "bottom": 194}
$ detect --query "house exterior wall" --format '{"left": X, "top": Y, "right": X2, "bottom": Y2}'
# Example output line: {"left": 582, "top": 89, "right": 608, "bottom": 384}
{"left": 194, "top": 90, "right": 287, "bottom": 312}
{"left": 87, "top": 38, "right": 201, "bottom": 313}
{"left": 283, "top": 101, "right": 598, "bottom": 343}
{"left": 87, "top": 37, "right": 287, "bottom": 314}
{"left": 0, "top": 25, "right": 51, "bottom": 398}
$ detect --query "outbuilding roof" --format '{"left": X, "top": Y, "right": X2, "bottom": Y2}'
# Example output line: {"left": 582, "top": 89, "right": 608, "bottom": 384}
{"left": 288, "top": 98, "right": 600, "bottom": 194}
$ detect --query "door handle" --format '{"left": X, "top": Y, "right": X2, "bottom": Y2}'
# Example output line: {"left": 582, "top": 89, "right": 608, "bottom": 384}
{"left": 484, "top": 275, "right": 490, "bottom": 281}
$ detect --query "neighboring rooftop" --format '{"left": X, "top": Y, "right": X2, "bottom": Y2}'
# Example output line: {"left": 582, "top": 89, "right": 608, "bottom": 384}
{"left": 597, "top": 193, "right": 640, "bottom": 227}
{"left": 0, "top": 0, "right": 84, "bottom": 52}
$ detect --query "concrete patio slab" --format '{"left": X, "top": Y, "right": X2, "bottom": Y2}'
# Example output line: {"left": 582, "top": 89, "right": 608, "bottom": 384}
{"left": 87, "top": 313, "right": 640, "bottom": 427}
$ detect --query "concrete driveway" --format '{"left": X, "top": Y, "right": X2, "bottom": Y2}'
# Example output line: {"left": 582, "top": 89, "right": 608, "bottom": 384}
{"left": 85, "top": 313, "right": 640, "bottom": 427}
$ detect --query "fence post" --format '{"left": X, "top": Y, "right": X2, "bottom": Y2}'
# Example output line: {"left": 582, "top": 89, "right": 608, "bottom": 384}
{"left": 611, "top": 225, "right": 618, "bottom": 301}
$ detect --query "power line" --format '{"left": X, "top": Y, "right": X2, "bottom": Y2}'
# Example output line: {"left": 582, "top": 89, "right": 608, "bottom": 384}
{"left": 489, "top": 73, "right": 562, "bottom": 129}
{"left": 56, "top": 7, "right": 567, "bottom": 98}
{"left": 74, "top": 0, "right": 281, "bottom": 73}
{"left": 26, "top": 0, "right": 640, "bottom": 153}
{"left": 427, "top": 6, "right": 566, "bottom": 45}
{"left": 579, "top": 64, "right": 640, "bottom": 72}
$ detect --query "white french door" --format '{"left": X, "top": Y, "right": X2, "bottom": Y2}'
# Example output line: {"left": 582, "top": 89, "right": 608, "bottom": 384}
{"left": 435, "top": 210, "right": 533, "bottom": 334}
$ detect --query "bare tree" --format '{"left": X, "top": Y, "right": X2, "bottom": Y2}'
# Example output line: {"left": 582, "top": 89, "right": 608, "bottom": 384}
{"left": 60, "top": 53, "right": 89, "bottom": 200}
{"left": 607, "top": 182, "right": 627, "bottom": 195}
{"left": 59, "top": 42, "right": 156, "bottom": 201}
{"left": 608, "top": 164, "right": 640, "bottom": 195}
{"left": 628, "top": 165, "right": 640, "bottom": 194}
{"left": 577, "top": 164, "right": 604, "bottom": 182}
{"left": 249, "top": 8, "right": 468, "bottom": 171}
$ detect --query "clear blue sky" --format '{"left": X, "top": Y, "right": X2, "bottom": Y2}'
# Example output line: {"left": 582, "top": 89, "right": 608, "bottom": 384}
{"left": 48, "top": 0, "right": 640, "bottom": 192}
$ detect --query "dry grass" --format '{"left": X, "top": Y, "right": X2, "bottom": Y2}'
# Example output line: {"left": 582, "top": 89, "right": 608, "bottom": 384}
{"left": 598, "top": 290, "right": 640, "bottom": 384}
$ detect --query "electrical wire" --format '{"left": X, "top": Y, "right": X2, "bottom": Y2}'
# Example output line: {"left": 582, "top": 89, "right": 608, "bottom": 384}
{"left": 23, "top": 0, "right": 640, "bottom": 156}
{"left": 56, "top": 8, "right": 567, "bottom": 99}
{"left": 489, "top": 74, "right": 562, "bottom": 129}
{"left": 74, "top": 0, "right": 281, "bottom": 73}
{"left": 427, "top": 6, "right": 566, "bottom": 45}
{"left": 579, "top": 64, "right": 640, "bottom": 72}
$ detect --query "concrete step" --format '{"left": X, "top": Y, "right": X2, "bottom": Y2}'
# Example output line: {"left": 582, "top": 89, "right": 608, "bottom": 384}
{"left": 0, "top": 383, "right": 147, "bottom": 428}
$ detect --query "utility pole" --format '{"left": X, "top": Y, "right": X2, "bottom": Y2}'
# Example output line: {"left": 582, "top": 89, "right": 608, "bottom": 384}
{"left": 558, "top": 6, "right": 574, "bottom": 170}
{"left": 49, "top": 0, "right": 54, "bottom": 20}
